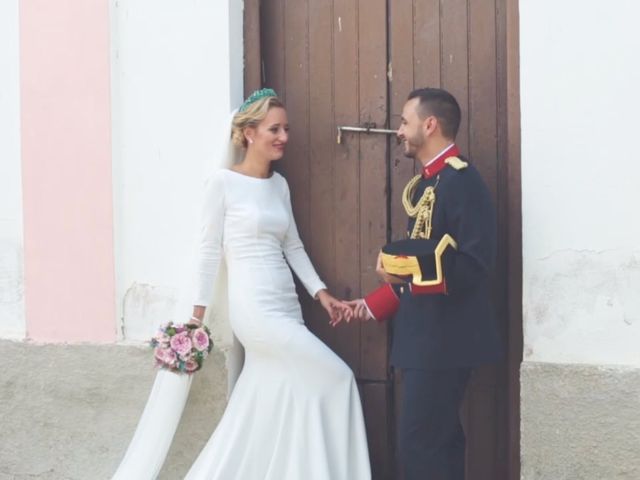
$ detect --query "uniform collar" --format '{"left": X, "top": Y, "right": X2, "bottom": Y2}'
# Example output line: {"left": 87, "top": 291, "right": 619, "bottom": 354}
{"left": 422, "top": 143, "right": 460, "bottom": 179}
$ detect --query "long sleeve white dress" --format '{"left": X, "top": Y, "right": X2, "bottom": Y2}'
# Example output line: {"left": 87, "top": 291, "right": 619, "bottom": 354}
{"left": 169, "top": 169, "right": 370, "bottom": 479}
{"left": 113, "top": 169, "right": 371, "bottom": 480}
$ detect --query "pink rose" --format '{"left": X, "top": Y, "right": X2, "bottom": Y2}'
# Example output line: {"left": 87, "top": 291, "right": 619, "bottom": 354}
{"left": 192, "top": 328, "right": 210, "bottom": 352}
{"left": 154, "top": 346, "right": 177, "bottom": 366}
{"left": 184, "top": 359, "right": 199, "bottom": 373}
{"left": 170, "top": 331, "right": 192, "bottom": 356}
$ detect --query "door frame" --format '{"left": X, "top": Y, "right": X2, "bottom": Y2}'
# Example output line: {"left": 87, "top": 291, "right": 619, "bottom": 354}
{"left": 501, "top": 0, "right": 522, "bottom": 478}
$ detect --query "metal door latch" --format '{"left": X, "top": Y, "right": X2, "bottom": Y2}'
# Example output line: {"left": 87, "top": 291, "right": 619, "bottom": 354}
{"left": 336, "top": 122, "right": 398, "bottom": 144}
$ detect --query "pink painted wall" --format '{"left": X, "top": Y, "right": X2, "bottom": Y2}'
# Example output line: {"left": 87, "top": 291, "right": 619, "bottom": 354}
{"left": 20, "top": 0, "right": 116, "bottom": 342}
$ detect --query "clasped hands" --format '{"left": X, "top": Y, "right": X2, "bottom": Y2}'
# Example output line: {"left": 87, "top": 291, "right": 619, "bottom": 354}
{"left": 318, "top": 251, "right": 403, "bottom": 327}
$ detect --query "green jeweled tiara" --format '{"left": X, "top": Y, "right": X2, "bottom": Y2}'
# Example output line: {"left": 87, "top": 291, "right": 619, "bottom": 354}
{"left": 239, "top": 88, "right": 278, "bottom": 112}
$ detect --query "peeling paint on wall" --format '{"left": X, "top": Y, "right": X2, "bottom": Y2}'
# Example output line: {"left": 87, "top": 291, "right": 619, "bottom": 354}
{"left": 122, "top": 282, "right": 179, "bottom": 342}
{"left": 525, "top": 248, "right": 640, "bottom": 366}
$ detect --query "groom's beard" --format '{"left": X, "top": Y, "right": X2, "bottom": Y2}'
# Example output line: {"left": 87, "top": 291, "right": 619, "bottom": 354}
{"left": 403, "top": 132, "right": 424, "bottom": 159}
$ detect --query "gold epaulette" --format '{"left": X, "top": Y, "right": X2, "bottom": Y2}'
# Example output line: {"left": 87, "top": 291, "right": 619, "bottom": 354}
{"left": 444, "top": 156, "right": 468, "bottom": 170}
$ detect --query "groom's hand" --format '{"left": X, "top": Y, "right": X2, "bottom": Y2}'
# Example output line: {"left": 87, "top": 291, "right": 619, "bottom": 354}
{"left": 344, "top": 299, "right": 372, "bottom": 322}
{"left": 376, "top": 251, "right": 405, "bottom": 285}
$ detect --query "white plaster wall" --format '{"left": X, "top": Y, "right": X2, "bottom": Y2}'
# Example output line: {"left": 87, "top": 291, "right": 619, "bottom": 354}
{"left": 521, "top": 0, "right": 640, "bottom": 367}
{"left": 0, "top": 0, "right": 25, "bottom": 340}
{"left": 110, "top": 0, "right": 244, "bottom": 342}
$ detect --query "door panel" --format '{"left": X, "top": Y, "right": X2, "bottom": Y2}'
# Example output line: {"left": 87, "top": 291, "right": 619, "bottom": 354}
{"left": 356, "top": 0, "right": 388, "bottom": 382}
{"left": 252, "top": 1, "right": 521, "bottom": 478}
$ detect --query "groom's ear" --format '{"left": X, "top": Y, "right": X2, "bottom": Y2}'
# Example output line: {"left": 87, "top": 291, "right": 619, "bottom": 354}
{"left": 422, "top": 115, "right": 438, "bottom": 137}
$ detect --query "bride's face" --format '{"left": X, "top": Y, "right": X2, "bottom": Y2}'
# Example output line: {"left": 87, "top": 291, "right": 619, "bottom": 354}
{"left": 247, "top": 107, "right": 289, "bottom": 161}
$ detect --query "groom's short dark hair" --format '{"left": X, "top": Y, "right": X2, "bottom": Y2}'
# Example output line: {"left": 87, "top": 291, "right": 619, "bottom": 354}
{"left": 408, "top": 88, "right": 461, "bottom": 140}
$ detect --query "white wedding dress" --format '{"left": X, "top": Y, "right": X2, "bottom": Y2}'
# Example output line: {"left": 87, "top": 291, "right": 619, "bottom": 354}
{"left": 114, "top": 168, "right": 371, "bottom": 479}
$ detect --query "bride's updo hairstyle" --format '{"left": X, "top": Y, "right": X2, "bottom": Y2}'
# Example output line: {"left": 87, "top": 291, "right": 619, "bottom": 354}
{"left": 231, "top": 88, "right": 285, "bottom": 149}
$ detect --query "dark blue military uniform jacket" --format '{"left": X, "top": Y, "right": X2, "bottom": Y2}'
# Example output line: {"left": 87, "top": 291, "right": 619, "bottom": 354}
{"left": 390, "top": 159, "right": 503, "bottom": 369}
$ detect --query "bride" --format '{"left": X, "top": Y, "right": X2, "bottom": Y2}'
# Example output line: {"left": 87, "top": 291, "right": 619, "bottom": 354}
{"left": 112, "top": 89, "right": 372, "bottom": 479}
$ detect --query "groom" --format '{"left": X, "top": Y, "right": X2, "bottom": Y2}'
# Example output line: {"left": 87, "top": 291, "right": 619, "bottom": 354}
{"left": 347, "top": 88, "right": 503, "bottom": 480}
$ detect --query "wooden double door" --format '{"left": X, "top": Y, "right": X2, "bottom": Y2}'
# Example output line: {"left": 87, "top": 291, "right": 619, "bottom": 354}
{"left": 244, "top": 1, "right": 521, "bottom": 479}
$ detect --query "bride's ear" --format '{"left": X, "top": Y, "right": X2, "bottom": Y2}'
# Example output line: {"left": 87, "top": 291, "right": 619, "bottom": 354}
{"left": 244, "top": 127, "right": 256, "bottom": 146}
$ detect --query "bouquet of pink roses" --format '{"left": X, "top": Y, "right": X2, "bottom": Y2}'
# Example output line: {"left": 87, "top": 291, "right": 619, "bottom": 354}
{"left": 150, "top": 321, "right": 214, "bottom": 374}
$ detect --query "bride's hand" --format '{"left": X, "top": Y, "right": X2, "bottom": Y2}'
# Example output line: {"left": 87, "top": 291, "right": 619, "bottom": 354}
{"left": 188, "top": 306, "right": 206, "bottom": 327}
{"left": 187, "top": 316, "right": 203, "bottom": 327}
{"left": 316, "top": 289, "right": 353, "bottom": 327}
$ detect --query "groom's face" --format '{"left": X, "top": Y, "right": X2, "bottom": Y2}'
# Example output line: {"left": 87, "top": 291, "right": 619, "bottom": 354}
{"left": 398, "top": 98, "right": 425, "bottom": 159}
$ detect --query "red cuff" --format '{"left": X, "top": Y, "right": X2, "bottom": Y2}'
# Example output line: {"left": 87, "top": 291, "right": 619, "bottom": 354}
{"left": 363, "top": 284, "right": 400, "bottom": 322}
{"left": 409, "top": 279, "right": 447, "bottom": 295}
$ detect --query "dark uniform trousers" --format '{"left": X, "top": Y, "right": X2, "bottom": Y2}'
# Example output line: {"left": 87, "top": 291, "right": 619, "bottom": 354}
{"left": 399, "top": 368, "right": 471, "bottom": 480}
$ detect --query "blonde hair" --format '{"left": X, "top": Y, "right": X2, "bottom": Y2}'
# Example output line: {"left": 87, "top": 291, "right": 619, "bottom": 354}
{"left": 231, "top": 96, "right": 285, "bottom": 148}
